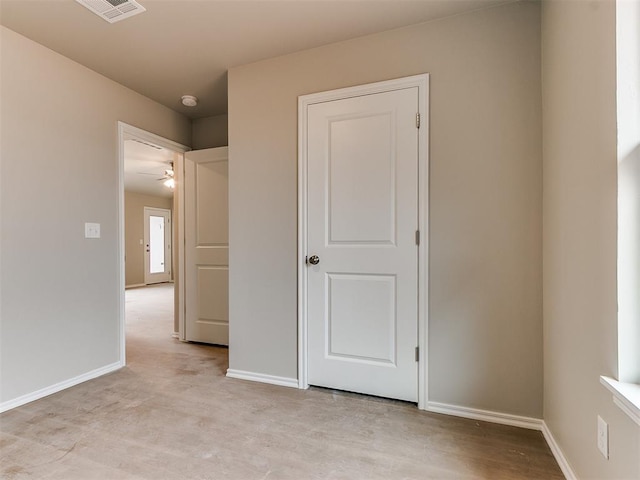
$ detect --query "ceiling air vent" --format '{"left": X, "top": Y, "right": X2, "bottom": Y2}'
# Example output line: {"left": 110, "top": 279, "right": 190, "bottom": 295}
{"left": 130, "top": 138, "right": 162, "bottom": 150}
{"left": 75, "top": 0, "right": 146, "bottom": 24}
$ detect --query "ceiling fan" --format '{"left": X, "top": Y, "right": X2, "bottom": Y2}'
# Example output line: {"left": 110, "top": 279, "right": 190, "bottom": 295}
{"left": 159, "top": 163, "right": 175, "bottom": 189}
{"left": 135, "top": 162, "right": 174, "bottom": 189}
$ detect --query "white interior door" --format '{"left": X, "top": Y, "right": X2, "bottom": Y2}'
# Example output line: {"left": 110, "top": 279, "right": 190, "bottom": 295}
{"left": 143, "top": 207, "right": 171, "bottom": 284}
{"left": 184, "top": 147, "right": 229, "bottom": 345}
{"left": 306, "top": 86, "right": 420, "bottom": 402}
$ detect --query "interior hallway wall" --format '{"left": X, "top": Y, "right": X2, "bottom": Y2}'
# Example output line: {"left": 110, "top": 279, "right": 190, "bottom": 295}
{"left": 192, "top": 114, "right": 228, "bottom": 149}
{"left": 228, "top": 1, "right": 543, "bottom": 418}
{"left": 124, "top": 191, "right": 173, "bottom": 287}
{"left": 541, "top": 1, "right": 640, "bottom": 478}
{"left": 0, "top": 26, "right": 191, "bottom": 406}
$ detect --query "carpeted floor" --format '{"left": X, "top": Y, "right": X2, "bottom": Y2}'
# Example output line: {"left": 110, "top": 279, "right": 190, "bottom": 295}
{"left": 0, "top": 283, "right": 563, "bottom": 479}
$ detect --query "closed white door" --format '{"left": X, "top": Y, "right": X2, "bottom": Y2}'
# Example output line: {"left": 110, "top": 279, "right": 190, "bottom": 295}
{"left": 306, "top": 87, "right": 420, "bottom": 402}
{"left": 184, "top": 147, "right": 229, "bottom": 345}
{"left": 143, "top": 207, "right": 171, "bottom": 284}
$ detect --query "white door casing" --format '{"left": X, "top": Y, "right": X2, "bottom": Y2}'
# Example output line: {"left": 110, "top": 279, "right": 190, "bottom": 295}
{"left": 298, "top": 75, "right": 429, "bottom": 406}
{"left": 184, "top": 147, "right": 229, "bottom": 345}
{"left": 117, "top": 122, "right": 189, "bottom": 365}
{"left": 143, "top": 207, "right": 172, "bottom": 285}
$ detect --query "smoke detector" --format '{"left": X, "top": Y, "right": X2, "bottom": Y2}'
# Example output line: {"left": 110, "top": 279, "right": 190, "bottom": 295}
{"left": 76, "top": 0, "right": 146, "bottom": 24}
{"left": 181, "top": 95, "right": 198, "bottom": 107}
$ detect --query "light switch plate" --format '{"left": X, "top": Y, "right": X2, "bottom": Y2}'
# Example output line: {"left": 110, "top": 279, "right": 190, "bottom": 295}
{"left": 85, "top": 222, "right": 101, "bottom": 239}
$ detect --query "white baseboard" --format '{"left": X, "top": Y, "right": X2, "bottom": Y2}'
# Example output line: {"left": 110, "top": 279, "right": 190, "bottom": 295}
{"left": 426, "top": 401, "right": 543, "bottom": 430}
{"left": 226, "top": 369, "right": 298, "bottom": 389}
{"left": 125, "top": 283, "right": 145, "bottom": 289}
{"left": 426, "top": 402, "right": 573, "bottom": 479}
{"left": 0, "top": 361, "right": 123, "bottom": 413}
{"left": 541, "top": 421, "right": 577, "bottom": 480}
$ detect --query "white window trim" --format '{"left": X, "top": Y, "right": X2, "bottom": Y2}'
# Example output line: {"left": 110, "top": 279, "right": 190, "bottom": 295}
{"left": 607, "top": 0, "right": 640, "bottom": 426}
{"left": 600, "top": 376, "right": 640, "bottom": 426}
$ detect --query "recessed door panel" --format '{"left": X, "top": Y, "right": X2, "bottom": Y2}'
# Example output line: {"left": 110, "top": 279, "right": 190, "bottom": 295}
{"left": 327, "top": 273, "right": 396, "bottom": 364}
{"left": 197, "top": 267, "right": 229, "bottom": 322}
{"left": 196, "top": 161, "right": 228, "bottom": 246}
{"left": 328, "top": 113, "right": 395, "bottom": 245}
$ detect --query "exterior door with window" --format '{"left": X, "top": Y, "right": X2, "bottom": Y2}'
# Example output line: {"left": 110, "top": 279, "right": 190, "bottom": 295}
{"left": 144, "top": 207, "right": 172, "bottom": 284}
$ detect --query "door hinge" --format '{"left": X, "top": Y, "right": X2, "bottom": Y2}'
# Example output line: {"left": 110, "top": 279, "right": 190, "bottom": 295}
{"left": 415, "top": 346, "right": 420, "bottom": 362}
{"left": 415, "top": 230, "right": 420, "bottom": 245}
{"left": 416, "top": 112, "right": 421, "bottom": 129}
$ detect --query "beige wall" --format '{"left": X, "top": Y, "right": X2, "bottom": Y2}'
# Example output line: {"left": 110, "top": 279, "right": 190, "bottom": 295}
{"left": 124, "top": 191, "right": 173, "bottom": 287}
{"left": 0, "top": 26, "right": 191, "bottom": 405}
{"left": 542, "top": 1, "right": 640, "bottom": 478}
{"left": 192, "top": 114, "right": 228, "bottom": 149}
{"left": 228, "top": 2, "right": 543, "bottom": 418}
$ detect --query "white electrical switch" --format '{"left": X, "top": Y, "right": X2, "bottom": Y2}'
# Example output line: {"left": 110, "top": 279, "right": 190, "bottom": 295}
{"left": 85, "top": 223, "right": 101, "bottom": 239}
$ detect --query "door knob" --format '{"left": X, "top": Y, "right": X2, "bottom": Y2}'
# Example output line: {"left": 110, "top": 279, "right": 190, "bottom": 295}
{"left": 307, "top": 255, "right": 320, "bottom": 265}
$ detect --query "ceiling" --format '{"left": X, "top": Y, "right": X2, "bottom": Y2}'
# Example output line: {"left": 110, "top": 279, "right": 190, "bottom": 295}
{"left": 0, "top": 0, "right": 508, "bottom": 119}
{"left": 124, "top": 138, "right": 178, "bottom": 198}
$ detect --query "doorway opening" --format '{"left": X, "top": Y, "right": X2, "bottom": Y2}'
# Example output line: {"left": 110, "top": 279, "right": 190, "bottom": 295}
{"left": 118, "top": 122, "right": 189, "bottom": 364}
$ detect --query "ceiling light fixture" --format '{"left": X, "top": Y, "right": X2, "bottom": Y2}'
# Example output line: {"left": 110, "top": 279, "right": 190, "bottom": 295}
{"left": 181, "top": 95, "right": 198, "bottom": 107}
{"left": 160, "top": 162, "right": 175, "bottom": 189}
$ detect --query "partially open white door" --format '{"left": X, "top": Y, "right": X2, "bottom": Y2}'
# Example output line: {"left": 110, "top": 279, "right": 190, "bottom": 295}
{"left": 184, "top": 147, "right": 229, "bottom": 345}
{"left": 303, "top": 81, "right": 424, "bottom": 402}
{"left": 143, "top": 207, "right": 171, "bottom": 285}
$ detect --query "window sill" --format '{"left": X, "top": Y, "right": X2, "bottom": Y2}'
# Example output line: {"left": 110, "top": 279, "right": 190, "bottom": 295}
{"left": 600, "top": 376, "right": 640, "bottom": 426}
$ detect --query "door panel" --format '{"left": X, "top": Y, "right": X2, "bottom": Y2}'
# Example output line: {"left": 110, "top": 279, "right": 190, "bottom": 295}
{"left": 327, "top": 273, "right": 396, "bottom": 364}
{"left": 185, "top": 147, "right": 229, "bottom": 345}
{"left": 196, "top": 161, "right": 229, "bottom": 245}
{"left": 307, "top": 87, "right": 419, "bottom": 402}
{"left": 328, "top": 113, "right": 395, "bottom": 245}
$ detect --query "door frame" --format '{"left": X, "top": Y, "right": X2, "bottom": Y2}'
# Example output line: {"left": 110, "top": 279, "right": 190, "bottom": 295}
{"left": 297, "top": 74, "right": 430, "bottom": 409}
{"left": 143, "top": 206, "right": 172, "bottom": 285}
{"left": 117, "top": 122, "right": 190, "bottom": 364}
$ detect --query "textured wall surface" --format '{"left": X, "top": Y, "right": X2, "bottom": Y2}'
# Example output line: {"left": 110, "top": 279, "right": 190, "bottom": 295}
{"left": 0, "top": 26, "right": 190, "bottom": 405}
{"left": 228, "top": 2, "right": 543, "bottom": 418}
{"left": 542, "top": 1, "right": 640, "bottom": 477}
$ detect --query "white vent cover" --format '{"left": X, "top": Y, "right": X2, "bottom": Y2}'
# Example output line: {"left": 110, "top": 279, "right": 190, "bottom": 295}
{"left": 76, "top": 0, "right": 145, "bottom": 23}
{"left": 130, "top": 138, "right": 162, "bottom": 150}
